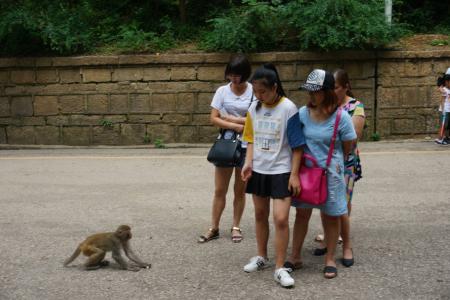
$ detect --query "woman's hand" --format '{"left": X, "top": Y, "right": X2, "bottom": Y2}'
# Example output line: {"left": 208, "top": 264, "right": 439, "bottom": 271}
{"left": 233, "top": 124, "right": 244, "bottom": 133}
{"left": 288, "top": 174, "right": 301, "bottom": 197}
{"left": 241, "top": 163, "right": 253, "bottom": 182}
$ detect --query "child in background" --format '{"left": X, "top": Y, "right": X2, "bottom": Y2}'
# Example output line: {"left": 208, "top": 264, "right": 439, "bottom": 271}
{"left": 435, "top": 67, "right": 450, "bottom": 145}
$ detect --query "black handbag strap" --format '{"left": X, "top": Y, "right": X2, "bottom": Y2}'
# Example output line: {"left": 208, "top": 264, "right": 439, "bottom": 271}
{"left": 218, "top": 91, "right": 254, "bottom": 140}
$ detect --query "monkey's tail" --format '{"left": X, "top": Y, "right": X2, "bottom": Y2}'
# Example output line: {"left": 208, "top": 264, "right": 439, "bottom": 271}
{"left": 63, "top": 246, "right": 81, "bottom": 266}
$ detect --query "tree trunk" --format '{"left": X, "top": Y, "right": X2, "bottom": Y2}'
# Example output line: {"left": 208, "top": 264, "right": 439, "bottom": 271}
{"left": 179, "top": 0, "right": 187, "bottom": 24}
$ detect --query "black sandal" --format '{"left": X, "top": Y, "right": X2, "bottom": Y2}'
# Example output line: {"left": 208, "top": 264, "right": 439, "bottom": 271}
{"left": 198, "top": 228, "right": 219, "bottom": 243}
{"left": 341, "top": 248, "right": 354, "bottom": 267}
{"left": 313, "top": 247, "right": 327, "bottom": 256}
{"left": 323, "top": 266, "right": 338, "bottom": 279}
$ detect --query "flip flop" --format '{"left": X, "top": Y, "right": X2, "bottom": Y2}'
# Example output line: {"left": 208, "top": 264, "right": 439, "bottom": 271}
{"left": 283, "top": 261, "right": 303, "bottom": 273}
{"left": 231, "top": 227, "right": 243, "bottom": 243}
{"left": 198, "top": 228, "right": 219, "bottom": 243}
{"left": 324, "top": 266, "right": 338, "bottom": 279}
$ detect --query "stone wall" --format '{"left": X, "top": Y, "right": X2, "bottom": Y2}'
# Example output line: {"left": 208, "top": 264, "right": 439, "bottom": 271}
{"left": 0, "top": 50, "right": 449, "bottom": 145}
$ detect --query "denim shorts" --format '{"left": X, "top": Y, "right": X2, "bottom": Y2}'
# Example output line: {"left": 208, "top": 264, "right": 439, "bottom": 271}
{"left": 291, "top": 171, "right": 348, "bottom": 216}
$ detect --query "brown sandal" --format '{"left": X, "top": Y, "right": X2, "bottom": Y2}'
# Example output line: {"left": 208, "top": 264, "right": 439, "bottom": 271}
{"left": 198, "top": 228, "right": 219, "bottom": 243}
{"left": 231, "top": 227, "right": 243, "bottom": 243}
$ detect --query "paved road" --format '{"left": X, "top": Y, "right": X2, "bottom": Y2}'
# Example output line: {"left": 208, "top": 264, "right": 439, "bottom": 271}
{"left": 0, "top": 141, "right": 449, "bottom": 300}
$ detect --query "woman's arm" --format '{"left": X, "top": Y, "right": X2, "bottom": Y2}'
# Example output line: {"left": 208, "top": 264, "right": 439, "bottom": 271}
{"left": 352, "top": 116, "right": 365, "bottom": 140}
{"left": 223, "top": 114, "right": 246, "bottom": 125}
{"left": 210, "top": 109, "right": 244, "bottom": 133}
{"left": 342, "top": 140, "right": 355, "bottom": 158}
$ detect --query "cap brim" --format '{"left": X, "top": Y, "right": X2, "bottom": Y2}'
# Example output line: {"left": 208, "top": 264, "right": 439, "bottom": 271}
{"left": 300, "top": 83, "right": 322, "bottom": 92}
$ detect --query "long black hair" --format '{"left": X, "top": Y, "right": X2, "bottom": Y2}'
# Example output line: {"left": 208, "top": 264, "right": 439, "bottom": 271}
{"left": 250, "top": 63, "right": 286, "bottom": 110}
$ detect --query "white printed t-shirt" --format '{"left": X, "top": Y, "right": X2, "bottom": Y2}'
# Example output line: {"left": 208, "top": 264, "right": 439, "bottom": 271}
{"left": 243, "top": 97, "right": 299, "bottom": 174}
{"left": 210, "top": 82, "right": 253, "bottom": 143}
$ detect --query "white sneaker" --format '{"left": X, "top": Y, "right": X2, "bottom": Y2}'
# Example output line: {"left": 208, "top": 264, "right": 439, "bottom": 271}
{"left": 243, "top": 256, "right": 269, "bottom": 273}
{"left": 274, "top": 268, "right": 295, "bottom": 288}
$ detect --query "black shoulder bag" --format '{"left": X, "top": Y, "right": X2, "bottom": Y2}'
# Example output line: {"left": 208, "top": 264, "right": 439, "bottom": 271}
{"left": 207, "top": 93, "right": 254, "bottom": 167}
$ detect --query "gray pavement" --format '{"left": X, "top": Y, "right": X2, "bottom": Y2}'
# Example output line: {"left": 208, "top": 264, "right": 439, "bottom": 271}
{"left": 0, "top": 140, "right": 449, "bottom": 300}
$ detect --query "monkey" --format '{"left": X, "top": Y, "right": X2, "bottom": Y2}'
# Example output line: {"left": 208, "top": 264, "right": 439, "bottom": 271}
{"left": 64, "top": 225, "right": 151, "bottom": 271}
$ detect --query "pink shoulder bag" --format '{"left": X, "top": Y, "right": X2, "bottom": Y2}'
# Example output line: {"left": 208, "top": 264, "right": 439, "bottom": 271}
{"left": 293, "top": 108, "right": 342, "bottom": 206}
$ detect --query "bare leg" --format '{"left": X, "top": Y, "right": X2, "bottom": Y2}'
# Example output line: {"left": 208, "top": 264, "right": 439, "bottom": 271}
{"left": 211, "top": 167, "right": 234, "bottom": 230}
{"left": 341, "top": 202, "right": 353, "bottom": 260}
{"left": 231, "top": 167, "right": 246, "bottom": 239}
{"left": 323, "top": 213, "right": 340, "bottom": 277}
{"left": 253, "top": 195, "right": 270, "bottom": 258}
{"left": 287, "top": 208, "right": 312, "bottom": 265}
{"left": 272, "top": 197, "right": 291, "bottom": 268}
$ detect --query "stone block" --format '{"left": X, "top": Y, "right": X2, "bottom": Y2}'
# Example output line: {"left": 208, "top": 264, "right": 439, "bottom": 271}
{"left": 147, "top": 124, "right": 175, "bottom": 143}
{"left": 87, "top": 94, "right": 108, "bottom": 113}
{"left": 59, "top": 69, "right": 82, "bottom": 83}
{"left": 110, "top": 94, "right": 129, "bottom": 113}
{"left": 192, "top": 114, "right": 210, "bottom": 125}
{"left": 151, "top": 94, "right": 176, "bottom": 112}
{"left": 7, "top": 126, "right": 35, "bottom": 144}
{"left": 143, "top": 67, "right": 171, "bottom": 81}
{"left": 377, "top": 118, "right": 392, "bottom": 137}
{"left": 378, "top": 87, "right": 400, "bottom": 107}
{"left": 36, "top": 70, "right": 58, "bottom": 83}
{"left": 392, "top": 118, "right": 416, "bottom": 134}
{"left": 59, "top": 95, "right": 85, "bottom": 114}
{"left": 121, "top": 124, "right": 146, "bottom": 144}
{"left": 379, "top": 62, "right": 404, "bottom": 77}
{"left": 0, "top": 118, "right": 11, "bottom": 125}
{"left": 162, "top": 113, "right": 191, "bottom": 125}
{"left": 177, "top": 126, "right": 197, "bottom": 143}
{"left": 197, "top": 93, "right": 214, "bottom": 113}
{"left": 286, "top": 90, "right": 308, "bottom": 106}
{"left": 130, "top": 94, "right": 150, "bottom": 113}
{"left": 11, "top": 97, "right": 33, "bottom": 116}
{"left": 188, "top": 81, "right": 215, "bottom": 92}
{"left": 62, "top": 127, "right": 90, "bottom": 145}
{"left": 83, "top": 68, "right": 111, "bottom": 82}
{"left": 0, "top": 71, "right": 9, "bottom": 83}
{"left": 198, "top": 126, "right": 218, "bottom": 143}
{"left": 128, "top": 115, "right": 161, "bottom": 123}
{"left": 10, "top": 70, "right": 35, "bottom": 84}
{"left": 0, "top": 97, "right": 10, "bottom": 117}
{"left": 35, "top": 126, "right": 60, "bottom": 145}
{"left": 171, "top": 67, "right": 196, "bottom": 80}
{"left": 23, "top": 117, "right": 46, "bottom": 126}
{"left": 112, "top": 68, "right": 143, "bottom": 82}
{"left": 92, "top": 125, "right": 121, "bottom": 145}
{"left": 277, "top": 64, "right": 296, "bottom": 82}
{"left": 296, "top": 64, "right": 314, "bottom": 80}
{"left": 177, "top": 93, "right": 195, "bottom": 112}
{"left": 404, "top": 60, "right": 433, "bottom": 77}
{"left": 34, "top": 96, "right": 59, "bottom": 115}
{"left": 197, "top": 66, "right": 224, "bottom": 81}
{"left": 69, "top": 115, "right": 103, "bottom": 126}
{"left": 0, "top": 127, "right": 6, "bottom": 143}
{"left": 46, "top": 116, "right": 69, "bottom": 126}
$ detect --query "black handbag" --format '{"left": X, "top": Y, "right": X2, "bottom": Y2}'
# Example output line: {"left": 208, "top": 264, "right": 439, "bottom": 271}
{"left": 207, "top": 130, "right": 242, "bottom": 167}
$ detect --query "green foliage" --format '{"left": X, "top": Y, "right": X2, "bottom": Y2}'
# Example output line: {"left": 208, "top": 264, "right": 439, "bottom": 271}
{"left": 430, "top": 39, "right": 449, "bottom": 46}
{"left": 99, "top": 119, "right": 113, "bottom": 128}
{"left": 0, "top": 0, "right": 448, "bottom": 55}
{"left": 371, "top": 132, "right": 380, "bottom": 141}
{"left": 153, "top": 138, "right": 166, "bottom": 149}
{"left": 143, "top": 134, "right": 151, "bottom": 144}
{"left": 288, "top": 0, "right": 406, "bottom": 51}
{"left": 201, "top": 0, "right": 292, "bottom": 52}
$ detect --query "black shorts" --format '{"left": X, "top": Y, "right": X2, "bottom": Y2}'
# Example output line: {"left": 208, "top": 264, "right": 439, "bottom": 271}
{"left": 245, "top": 171, "right": 291, "bottom": 199}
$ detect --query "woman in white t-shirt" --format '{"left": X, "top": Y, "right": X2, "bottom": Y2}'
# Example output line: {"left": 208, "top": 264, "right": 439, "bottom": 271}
{"left": 198, "top": 54, "right": 253, "bottom": 244}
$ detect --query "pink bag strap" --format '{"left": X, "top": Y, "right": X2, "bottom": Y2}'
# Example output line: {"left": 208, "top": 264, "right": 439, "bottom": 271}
{"left": 325, "top": 108, "right": 342, "bottom": 168}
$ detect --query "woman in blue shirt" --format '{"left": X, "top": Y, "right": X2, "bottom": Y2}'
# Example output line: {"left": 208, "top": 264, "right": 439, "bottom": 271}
{"left": 285, "top": 69, "right": 356, "bottom": 279}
